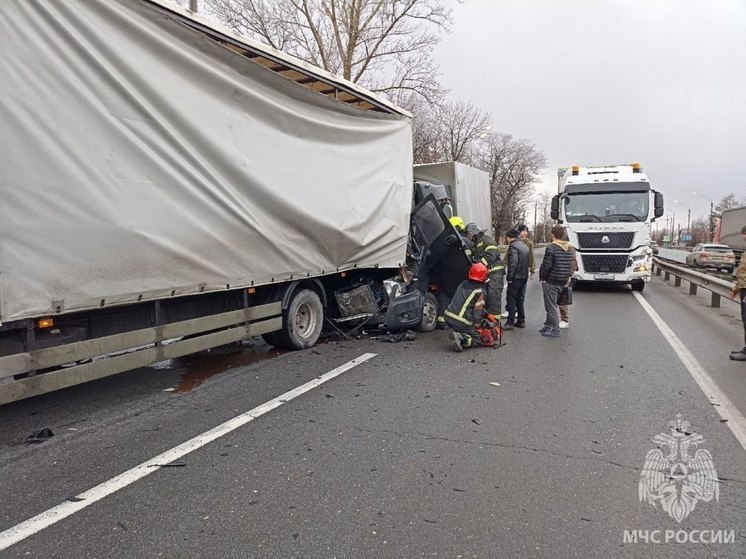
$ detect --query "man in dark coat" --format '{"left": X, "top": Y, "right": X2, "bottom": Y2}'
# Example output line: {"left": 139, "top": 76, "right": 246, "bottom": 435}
{"left": 503, "top": 228, "right": 530, "bottom": 329}
{"left": 728, "top": 225, "right": 746, "bottom": 361}
{"left": 539, "top": 225, "right": 574, "bottom": 337}
{"left": 517, "top": 224, "right": 536, "bottom": 279}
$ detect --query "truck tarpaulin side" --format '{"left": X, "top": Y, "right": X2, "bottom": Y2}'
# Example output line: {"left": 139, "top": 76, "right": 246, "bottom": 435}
{"left": 0, "top": 0, "right": 412, "bottom": 324}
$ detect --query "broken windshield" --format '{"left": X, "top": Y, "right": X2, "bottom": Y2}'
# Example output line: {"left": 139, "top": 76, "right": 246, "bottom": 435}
{"left": 564, "top": 192, "right": 649, "bottom": 223}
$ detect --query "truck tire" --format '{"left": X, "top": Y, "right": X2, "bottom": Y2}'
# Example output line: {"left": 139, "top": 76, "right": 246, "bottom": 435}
{"left": 631, "top": 280, "right": 645, "bottom": 292}
{"left": 277, "top": 289, "right": 323, "bottom": 350}
{"left": 417, "top": 292, "right": 438, "bottom": 333}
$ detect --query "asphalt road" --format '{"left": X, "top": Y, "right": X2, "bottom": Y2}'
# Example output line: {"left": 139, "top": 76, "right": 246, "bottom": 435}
{"left": 1, "top": 262, "right": 745, "bottom": 558}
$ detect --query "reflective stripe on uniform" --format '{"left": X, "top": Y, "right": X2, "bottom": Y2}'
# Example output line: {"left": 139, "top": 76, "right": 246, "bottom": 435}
{"left": 444, "top": 310, "right": 471, "bottom": 325}
{"left": 445, "top": 287, "right": 483, "bottom": 325}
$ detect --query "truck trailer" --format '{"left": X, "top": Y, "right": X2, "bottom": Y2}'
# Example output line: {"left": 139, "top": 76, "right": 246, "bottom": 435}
{"left": 551, "top": 163, "right": 664, "bottom": 291}
{"left": 715, "top": 206, "right": 746, "bottom": 264}
{"left": 0, "top": 0, "right": 468, "bottom": 404}
{"left": 413, "top": 162, "right": 493, "bottom": 233}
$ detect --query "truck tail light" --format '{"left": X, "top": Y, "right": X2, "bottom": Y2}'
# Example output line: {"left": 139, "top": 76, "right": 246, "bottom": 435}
{"left": 700, "top": 252, "right": 710, "bottom": 258}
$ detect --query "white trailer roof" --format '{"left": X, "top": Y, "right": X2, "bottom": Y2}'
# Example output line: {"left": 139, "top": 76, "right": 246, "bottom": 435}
{"left": 143, "top": 0, "right": 411, "bottom": 117}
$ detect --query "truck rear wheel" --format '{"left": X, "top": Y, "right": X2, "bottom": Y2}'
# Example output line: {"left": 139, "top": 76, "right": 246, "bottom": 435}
{"left": 277, "top": 289, "right": 323, "bottom": 350}
{"left": 631, "top": 280, "right": 645, "bottom": 292}
{"left": 417, "top": 292, "right": 438, "bottom": 332}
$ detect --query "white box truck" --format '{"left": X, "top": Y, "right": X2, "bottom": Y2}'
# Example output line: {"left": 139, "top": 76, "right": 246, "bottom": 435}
{"left": 413, "top": 162, "right": 492, "bottom": 233}
{"left": 715, "top": 206, "right": 746, "bottom": 264}
{"left": 0, "top": 0, "right": 469, "bottom": 403}
{"left": 551, "top": 163, "right": 664, "bottom": 291}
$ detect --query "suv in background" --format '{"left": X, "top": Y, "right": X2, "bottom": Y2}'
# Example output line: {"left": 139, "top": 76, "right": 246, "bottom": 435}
{"left": 685, "top": 243, "right": 736, "bottom": 274}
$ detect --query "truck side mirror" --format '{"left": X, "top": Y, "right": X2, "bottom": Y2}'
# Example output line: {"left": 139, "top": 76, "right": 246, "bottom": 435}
{"left": 653, "top": 191, "right": 664, "bottom": 219}
{"left": 550, "top": 195, "right": 560, "bottom": 221}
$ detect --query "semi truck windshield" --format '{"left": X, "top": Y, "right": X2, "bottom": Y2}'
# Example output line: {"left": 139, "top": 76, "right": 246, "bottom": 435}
{"left": 564, "top": 192, "right": 649, "bottom": 222}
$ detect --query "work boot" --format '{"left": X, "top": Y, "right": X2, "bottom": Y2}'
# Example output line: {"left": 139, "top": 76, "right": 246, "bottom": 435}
{"left": 515, "top": 320, "right": 526, "bottom": 328}
{"left": 730, "top": 351, "right": 746, "bottom": 361}
{"left": 502, "top": 322, "right": 515, "bottom": 331}
{"left": 541, "top": 329, "right": 560, "bottom": 338}
{"left": 539, "top": 326, "right": 550, "bottom": 334}
{"left": 449, "top": 331, "right": 463, "bottom": 353}
{"left": 730, "top": 347, "right": 746, "bottom": 355}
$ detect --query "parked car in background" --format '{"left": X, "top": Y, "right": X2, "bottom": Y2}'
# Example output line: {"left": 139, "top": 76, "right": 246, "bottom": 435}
{"left": 649, "top": 241, "right": 659, "bottom": 254}
{"left": 685, "top": 243, "right": 736, "bottom": 273}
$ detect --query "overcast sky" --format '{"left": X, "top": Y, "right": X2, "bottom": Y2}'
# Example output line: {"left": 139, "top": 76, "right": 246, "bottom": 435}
{"left": 435, "top": 0, "right": 746, "bottom": 224}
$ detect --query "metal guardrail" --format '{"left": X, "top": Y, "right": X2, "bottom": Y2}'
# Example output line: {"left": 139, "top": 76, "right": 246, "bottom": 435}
{"left": 652, "top": 257, "right": 736, "bottom": 308}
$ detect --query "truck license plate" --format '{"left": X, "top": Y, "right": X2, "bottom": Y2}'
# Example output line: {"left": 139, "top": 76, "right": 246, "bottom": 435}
{"left": 593, "top": 274, "right": 615, "bottom": 280}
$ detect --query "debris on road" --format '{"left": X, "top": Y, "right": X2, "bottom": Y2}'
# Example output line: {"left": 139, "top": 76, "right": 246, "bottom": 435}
{"left": 377, "top": 330, "right": 417, "bottom": 343}
{"left": 488, "top": 382, "right": 501, "bottom": 388}
{"left": 25, "top": 427, "right": 54, "bottom": 444}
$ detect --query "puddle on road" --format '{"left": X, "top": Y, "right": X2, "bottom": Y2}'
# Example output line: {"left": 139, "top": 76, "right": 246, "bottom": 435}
{"left": 153, "top": 342, "right": 286, "bottom": 393}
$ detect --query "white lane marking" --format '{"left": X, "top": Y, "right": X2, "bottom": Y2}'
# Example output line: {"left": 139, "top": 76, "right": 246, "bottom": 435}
{"left": 0, "top": 353, "right": 377, "bottom": 551}
{"left": 634, "top": 292, "right": 746, "bottom": 453}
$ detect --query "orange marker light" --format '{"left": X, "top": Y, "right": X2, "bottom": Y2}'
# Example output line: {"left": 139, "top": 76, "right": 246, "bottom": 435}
{"left": 38, "top": 318, "right": 54, "bottom": 329}
{"left": 340, "top": 271, "right": 347, "bottom": 277}
{"left": 247, "top": 287, "right": 256, "bottom": 294}
{"left": 571, "top": 165, "right": 579, "bottom": 175}
{"left": 632, "top": 162, "right": 641, "bottom": 173}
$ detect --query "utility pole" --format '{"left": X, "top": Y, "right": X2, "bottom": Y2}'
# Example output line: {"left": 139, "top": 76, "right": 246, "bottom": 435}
{"left": 189, "top": 0, "right": 198, "bottom": 11}
{"left": 694, "top": 192, "right": 715, "bottom": 242}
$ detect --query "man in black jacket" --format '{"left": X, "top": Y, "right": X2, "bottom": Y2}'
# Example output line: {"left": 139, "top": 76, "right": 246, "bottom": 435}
{"left": 539, "top": 225, "right": 574, "bottom": 337}
{"left": 503, "top": 228, "right": 530, "bottom": 329}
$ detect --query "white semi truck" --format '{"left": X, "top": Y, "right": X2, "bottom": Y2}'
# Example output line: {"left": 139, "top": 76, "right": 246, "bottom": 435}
{"left": 551, "top": 163, "right": 664, "bottom": 291}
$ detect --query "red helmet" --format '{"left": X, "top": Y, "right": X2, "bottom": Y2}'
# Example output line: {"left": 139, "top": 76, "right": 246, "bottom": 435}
{"left": 468, "top": 262, "right": 489, "bottom": 282}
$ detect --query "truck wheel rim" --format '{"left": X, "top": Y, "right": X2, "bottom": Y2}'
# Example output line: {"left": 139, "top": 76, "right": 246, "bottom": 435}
{"left": 423, "top": 299, "right": 436, "bottom": 326}
{"left": 295, "top": 302, "right": 317, "bottom": 339}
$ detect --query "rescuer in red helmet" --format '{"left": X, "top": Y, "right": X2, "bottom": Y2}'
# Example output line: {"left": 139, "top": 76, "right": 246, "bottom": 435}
{"left": 444, "top": 263, "right": 502, "bottom": 351}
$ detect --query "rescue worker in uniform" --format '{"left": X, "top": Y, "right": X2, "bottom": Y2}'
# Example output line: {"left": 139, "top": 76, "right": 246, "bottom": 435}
{"left": 434, "top": 216, "right": 475, "bottom": 330}
{"left": 445, "top": 263, "right": 490, "bottom": 352}
{"left": 449, "top": 216, "right": 474, "bottom": 261}
{"left": 465, "top": 223, "right": 505, "bottom": 317}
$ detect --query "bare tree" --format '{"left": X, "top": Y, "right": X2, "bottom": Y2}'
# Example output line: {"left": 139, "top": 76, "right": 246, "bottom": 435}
{"left": 434, "top": 100, "right": 491, "bottom": 164}
{"left": 477, "top": 133, "right": 547, "bottom": 236}
{"left": 715, "top": 193, "right": 745, "bottom": 215}
{"left": 388, "top": 89, "right": 445, "bottom": 164}
{"left": 199, "top": 0, "right": 452, "bottom": 102}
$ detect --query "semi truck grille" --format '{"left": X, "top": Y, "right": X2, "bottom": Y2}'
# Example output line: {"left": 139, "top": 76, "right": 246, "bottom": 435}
{"left": 577, "top": 232, "right": 634, "bottom": 249}
{"left": 582, "top": 254, "right": 628, "bottom": 273}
